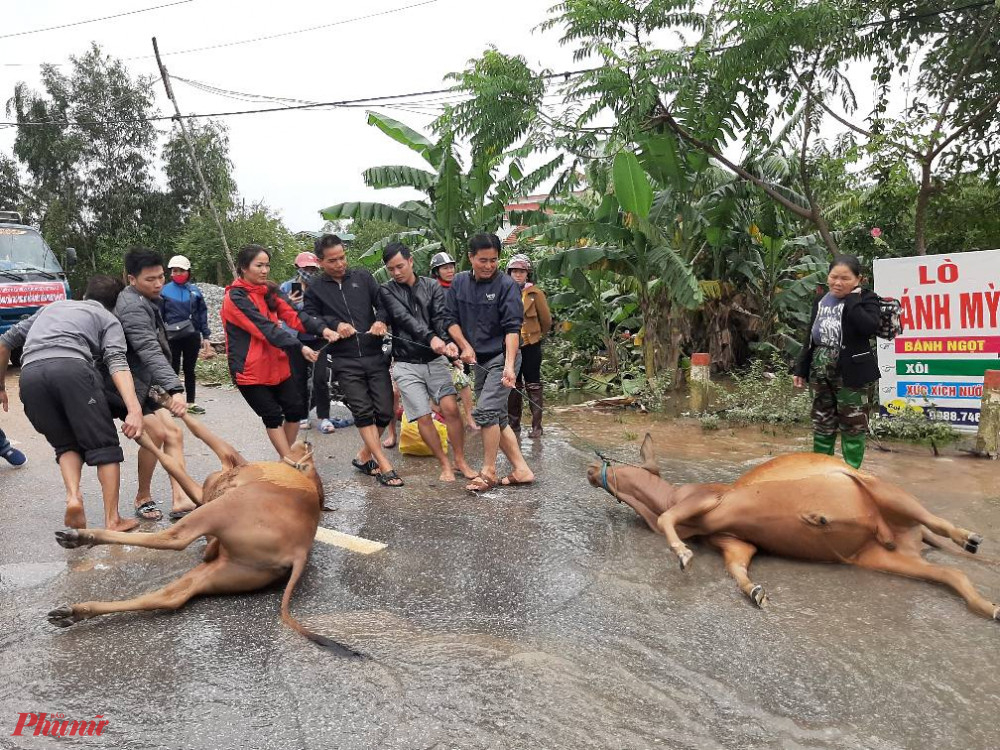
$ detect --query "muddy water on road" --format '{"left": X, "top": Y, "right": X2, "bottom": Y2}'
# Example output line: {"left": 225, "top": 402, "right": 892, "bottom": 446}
{"left": 1, "top": 386, "right": 997, "bottom": 749}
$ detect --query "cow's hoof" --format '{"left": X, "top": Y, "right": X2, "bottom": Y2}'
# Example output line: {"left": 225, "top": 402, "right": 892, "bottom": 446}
{"left": 749, "top": 585, "right": 769, "bottom": 608}
{"left": 675, "top": 546, "right": 694, "bottom": 571}
{"left": 964, "top": 533, "right": 983, "bottom": 554}
{"left": 55, "top": 528, "right": 89, "bottom": 549}
{"left": 47, "top": 605, "right": 80, "bottom": 628}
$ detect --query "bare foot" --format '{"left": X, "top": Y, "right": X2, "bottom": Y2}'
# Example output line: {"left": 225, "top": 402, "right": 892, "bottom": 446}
{"left": 382, "top": 432, "right": 397, "bottom": 449}
{"left": 171, "top": 498, "right": 198, "bottom": 514}
{"left": 439, "top": 468, "right": 456, "bottom": 482}
{"left": 106, "top": 517, "right": 139, "bottom": 533}
{"left": 64, "top": 499, "right": 87, "bottom": 529}
{"left": 498, "top": 470, "right": 535, "bottom": 487}
{"left": 455, "top": 462, "right": 478, "bottom": 480}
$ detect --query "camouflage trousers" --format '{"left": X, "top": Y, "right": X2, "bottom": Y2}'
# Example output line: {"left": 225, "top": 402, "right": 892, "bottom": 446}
{"left": 809, "top": 364, "right": 874, "bottom": 437}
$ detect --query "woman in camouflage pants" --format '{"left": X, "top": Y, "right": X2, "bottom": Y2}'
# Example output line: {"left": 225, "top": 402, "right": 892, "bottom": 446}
{"left": 792, "top": 254, "right": 881, "bottom": 469}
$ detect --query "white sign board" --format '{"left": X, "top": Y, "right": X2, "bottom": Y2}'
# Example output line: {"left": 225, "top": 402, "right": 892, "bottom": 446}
{"left": 873, "top": 249, "right": 1000, "bottom": 430}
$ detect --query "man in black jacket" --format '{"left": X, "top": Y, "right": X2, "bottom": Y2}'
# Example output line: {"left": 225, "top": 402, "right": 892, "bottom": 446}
{"left": 380, "top": 242, "right": 476, "bottom": 482}
{"left": 446, "top": 233, "right": 535, "bottom": 491}
{"left": 303, "top": 235, "right": 403, "bottom": 487}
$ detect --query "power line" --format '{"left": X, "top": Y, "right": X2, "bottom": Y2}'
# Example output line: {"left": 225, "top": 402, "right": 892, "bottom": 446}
{"left": 0, "top": 1, "right": 440, "bottom": 66}
{"left": 1, "top": 0, "right": 992, "bottom": 128}
{"left": 0, "top": 0, "right": 194, "bottom": 41}
{"left": 135, "top": 0, "right": 440, "bottom": 60}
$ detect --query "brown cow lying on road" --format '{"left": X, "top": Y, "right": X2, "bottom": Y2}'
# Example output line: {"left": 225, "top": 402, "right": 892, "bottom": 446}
{"left": 588, "top": 435, "right": 998, "bottom": 622}
{"left": 47, "top": 402, "right": 359, "bottom": 656}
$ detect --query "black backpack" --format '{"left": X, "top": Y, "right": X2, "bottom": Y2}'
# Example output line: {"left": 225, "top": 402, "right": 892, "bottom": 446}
{"left": 876, "top": 297, "right": 903, "bottom": 340}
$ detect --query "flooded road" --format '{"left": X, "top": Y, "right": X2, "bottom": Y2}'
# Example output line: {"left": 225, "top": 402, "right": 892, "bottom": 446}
{"left": 1, "top": 382, "right": 997, "bottom": 749}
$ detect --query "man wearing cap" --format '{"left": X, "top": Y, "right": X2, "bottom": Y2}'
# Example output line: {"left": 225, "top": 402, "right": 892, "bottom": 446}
{"left": 281, "top": 251, "right": 338, "bottom": 433}
{"left": 162, "top": 254, "right": 213, "bottom": 415}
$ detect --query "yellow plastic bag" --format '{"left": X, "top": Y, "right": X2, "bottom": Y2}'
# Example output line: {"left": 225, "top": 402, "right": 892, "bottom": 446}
{"left": 399, "top": 413, "right": 449, "bottom": 456}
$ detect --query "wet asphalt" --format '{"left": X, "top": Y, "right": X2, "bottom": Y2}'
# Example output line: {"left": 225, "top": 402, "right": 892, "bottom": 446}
{"left": 0, "top": 380, "right": 998, "bottom": 750}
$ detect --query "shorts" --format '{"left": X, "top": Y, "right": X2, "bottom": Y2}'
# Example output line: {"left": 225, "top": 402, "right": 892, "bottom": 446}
{"left": 237, "top": 378, "right": 306, "bottom": 429}
{"left": 392, "top": 357, "right": 458, "bottom": 421}
{"left": 106, "top": 390, "right": 165, "bottom": 420}
{"left": 472, "top": 351, "right": 521, "bottom": 428}
{"left": 20, "top": 358, "right": 124, "bottom": 466}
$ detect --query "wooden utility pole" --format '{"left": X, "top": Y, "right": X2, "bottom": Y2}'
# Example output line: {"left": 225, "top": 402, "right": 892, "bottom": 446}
{"left": 152, "top": 37, "right": 236, "bottom": 278}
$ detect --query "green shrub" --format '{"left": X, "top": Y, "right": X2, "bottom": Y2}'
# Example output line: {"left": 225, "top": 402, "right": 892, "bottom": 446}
{"left": 869, "top": 408, "right": 960, "bottom": 447}
{"left": 714, "top": 354, "right": 811, "bottom": 425}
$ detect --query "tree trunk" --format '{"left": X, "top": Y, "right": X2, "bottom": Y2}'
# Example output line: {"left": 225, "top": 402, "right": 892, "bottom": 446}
{"left": 642, "top": 290, "right": 686, "bottom": 388}
{"left": 914, "top": 160, "right": 933, "bottom": 256}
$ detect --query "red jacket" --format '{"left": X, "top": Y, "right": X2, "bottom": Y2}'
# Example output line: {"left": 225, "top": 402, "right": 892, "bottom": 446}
{"left": 222, "top": 278, "right": 305, "bottom": 386}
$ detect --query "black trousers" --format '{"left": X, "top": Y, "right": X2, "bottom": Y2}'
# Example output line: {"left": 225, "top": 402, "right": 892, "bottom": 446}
{"left": 287, "top": 344, "right": 331, "bottom": 420}
{"left": 19, "top": 358, "right": 124, "bottom": 465}
{"left": 330, "top": 354, "right": 393, "bottom": 428}
{"left": 517, "top": 342, "right": 543, "bottom": 383}
{"left": 169, "top": 332, "right": 201, "bottom": 404}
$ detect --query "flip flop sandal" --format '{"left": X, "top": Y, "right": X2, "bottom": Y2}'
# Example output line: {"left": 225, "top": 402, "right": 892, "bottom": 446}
{"left": 466, "top": 474, "right": 496, "bottom": 493}
{"left": 376, "top": 469, "right": 405, "bottom": 487}
{"left": 352, "top": 458, "right": 379, "bottom": 476}
{"left": 499, "top": 474, "right": 534, "bottom": 488}
{"left": 135, "top": 500, "right": 163, "bottom": 521}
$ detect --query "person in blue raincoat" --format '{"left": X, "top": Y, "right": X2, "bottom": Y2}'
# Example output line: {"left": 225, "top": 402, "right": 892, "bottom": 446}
{"left": 161, "top": 254, "right": 214, "bottom": 414}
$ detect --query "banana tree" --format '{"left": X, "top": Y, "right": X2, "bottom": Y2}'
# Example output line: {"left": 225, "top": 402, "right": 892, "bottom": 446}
{"left": 525, "top": 150, "right": 704, "bottom": 382}
{"left": 319, "top": 112, "right": 563, "bottom": 264}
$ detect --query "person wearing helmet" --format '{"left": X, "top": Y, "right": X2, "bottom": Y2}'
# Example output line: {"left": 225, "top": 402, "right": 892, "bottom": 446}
{"left": 430, "top": 251, "right": 458, "bottom": 287}
{"left": 431, "top": 250, "right": 477, "bottom": 430}
{"left": 506, "top": 253, "right": 551, "bottom": 438}
{"left": 161, "top": 254, "right": 214, "bottom": 415}
{"left": 280, "top": 250, "right": 338, "bottom": 433}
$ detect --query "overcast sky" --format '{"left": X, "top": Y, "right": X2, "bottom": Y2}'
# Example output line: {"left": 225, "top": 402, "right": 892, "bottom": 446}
{"left": 0, "top": 0, "right": 589, "bottom": 232}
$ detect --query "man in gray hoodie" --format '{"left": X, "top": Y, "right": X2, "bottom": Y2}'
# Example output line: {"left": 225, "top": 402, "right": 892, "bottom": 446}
{"left": 0, "top": 275, "right": 144, "bottom": 531}
{"left": 113, "top": 247, "right": 193, "bottom": 521}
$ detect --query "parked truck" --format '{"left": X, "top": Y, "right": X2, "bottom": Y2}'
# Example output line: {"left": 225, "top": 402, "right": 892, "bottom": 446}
{"left": 0, "top": 210, "right": 76, "bottom": 364}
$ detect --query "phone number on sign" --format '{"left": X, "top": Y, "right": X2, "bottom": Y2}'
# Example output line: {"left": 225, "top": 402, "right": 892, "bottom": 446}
{"left": 929, "top": 409, "right": 980, "bottom": 424}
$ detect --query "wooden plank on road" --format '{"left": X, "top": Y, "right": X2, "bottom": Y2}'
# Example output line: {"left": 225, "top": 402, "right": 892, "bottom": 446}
{"left": 314, "top": 526, "right": 387, "bottom": 554}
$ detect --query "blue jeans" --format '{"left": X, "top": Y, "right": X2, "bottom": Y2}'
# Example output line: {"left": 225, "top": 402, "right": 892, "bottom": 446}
{"left": 0, "top": 428, "right": 10, "bottom": 454}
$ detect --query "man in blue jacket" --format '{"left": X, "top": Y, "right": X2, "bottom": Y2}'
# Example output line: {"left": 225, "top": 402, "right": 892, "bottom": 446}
{"left": 446, "top": 233, "right": 535, "bottom": 491}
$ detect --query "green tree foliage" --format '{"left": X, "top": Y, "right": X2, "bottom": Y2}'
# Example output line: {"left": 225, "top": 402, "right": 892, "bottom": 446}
{"left": 0, "top": 154, "right": 22, "bottom": 212}
{"left": 319, "top": 112, "right": 563, "bottom": 263}
{"left": 176, "top": 202, "right": 300, "bottom": 285}
{"left": 163, "top": 120, "right": 237, "bottom": 215}
{"left": 348, "top": 218, "right": 408, "bottom": 263}
{"left": 7, "top": 44, "right": 159, "bottom": 277}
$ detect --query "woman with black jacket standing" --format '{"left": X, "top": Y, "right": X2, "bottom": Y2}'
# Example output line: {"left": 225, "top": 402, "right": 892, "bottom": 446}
{"left": 792, "top": 254, "right": 881, "bottom": 469}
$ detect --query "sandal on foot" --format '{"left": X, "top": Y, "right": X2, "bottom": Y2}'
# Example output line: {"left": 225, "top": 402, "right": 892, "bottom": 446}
{"left": 499, "top": 474, "right": 534, "bottom": 487}
{"left": 376, "top": 469, "right": 404, "bottom": 487}
{"left": 169, "top": 509, "right": 193, "bottom": 520}
{"left": 466, "top": 474, "right": 496, "bottom": 492}
{"left": 352, "top": 458, "right": 379, "bottom": 476}
{"left": 135, "top": 500, "right": 163, "bottom": 521}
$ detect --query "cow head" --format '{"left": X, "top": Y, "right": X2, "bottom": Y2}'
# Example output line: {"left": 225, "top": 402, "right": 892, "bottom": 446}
{"left": 286, "top": 438, "right": 325, "bottom": 506}
{"left": 586, "top": 433, "right": 661, "bottom": 492}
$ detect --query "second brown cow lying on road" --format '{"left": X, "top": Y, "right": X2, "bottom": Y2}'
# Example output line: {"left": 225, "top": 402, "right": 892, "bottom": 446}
{"left": 588, "top": 435, "right": 997, "bottom": 622}
{"left": 47, "top": 399, "right": 360, "bottom": 656}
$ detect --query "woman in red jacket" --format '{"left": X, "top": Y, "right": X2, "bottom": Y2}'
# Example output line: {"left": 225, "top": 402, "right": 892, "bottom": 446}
{"left": 222, "top": 244, "right": 338, "bottom": 458}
